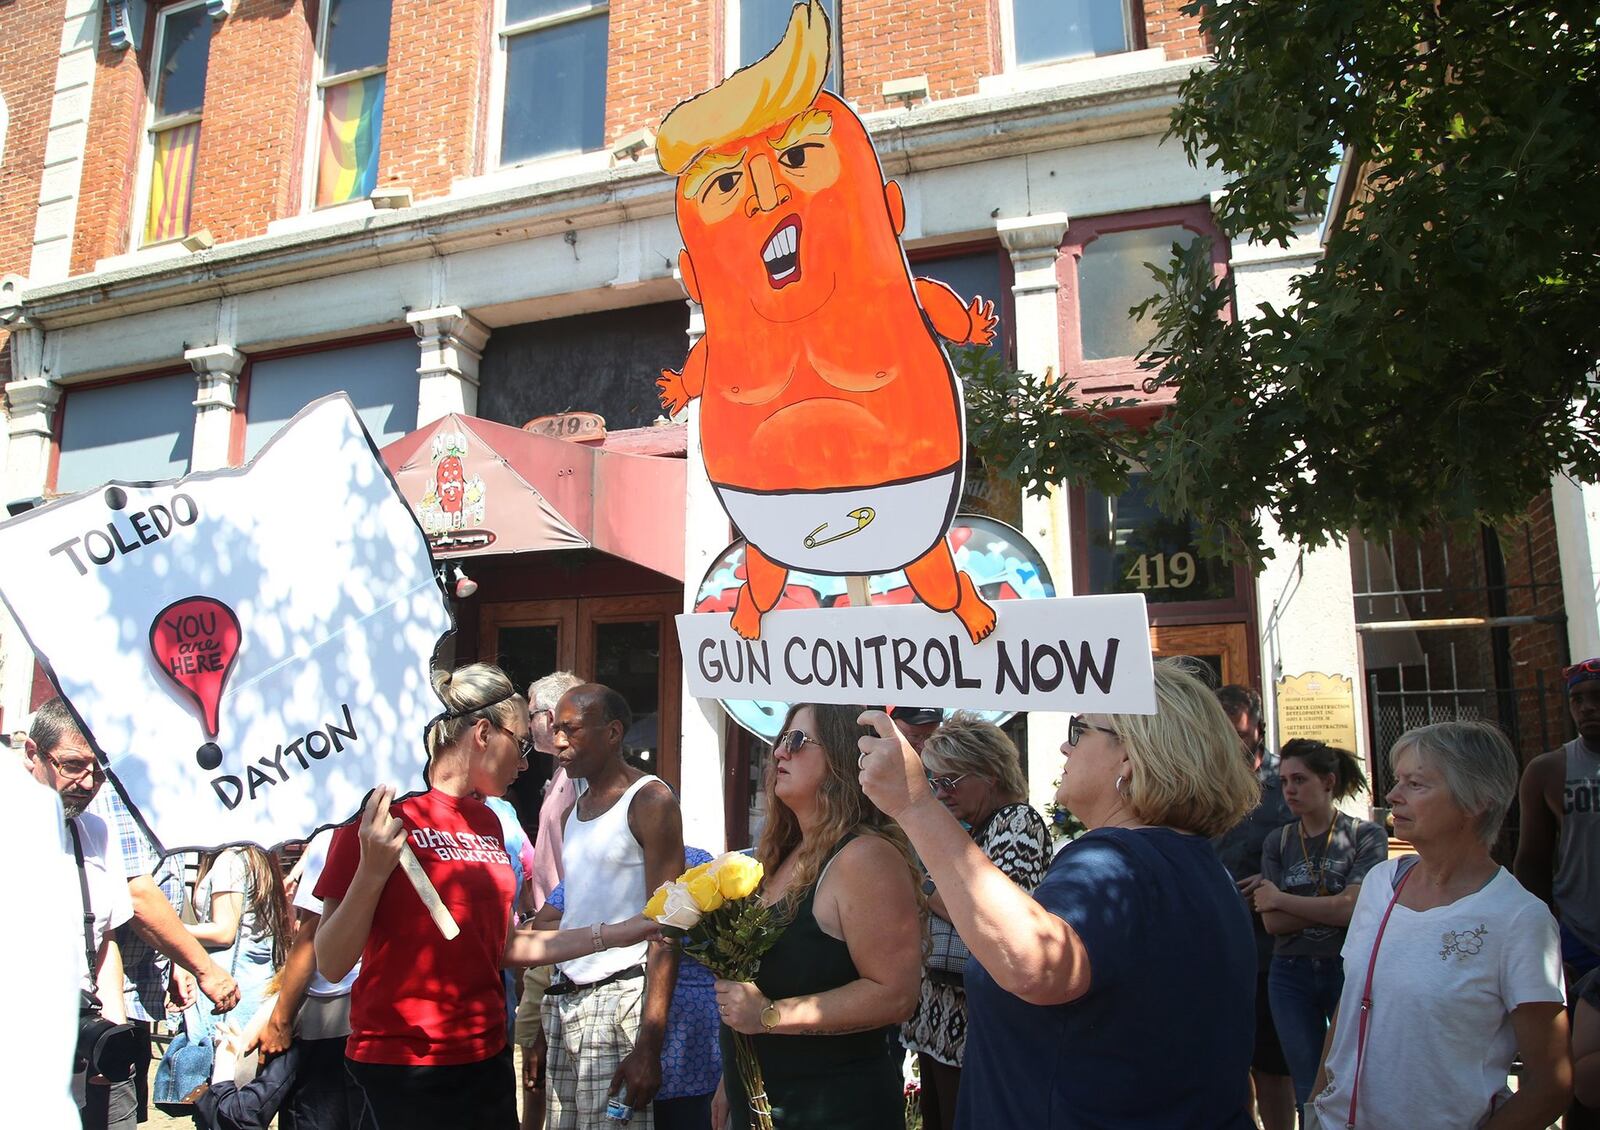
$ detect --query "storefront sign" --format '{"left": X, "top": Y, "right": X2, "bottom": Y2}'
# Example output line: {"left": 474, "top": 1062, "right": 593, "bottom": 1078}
{"left": 680, "top": 595, "right": 1155, "bottom": 715}
{"left": 1276, "top": 672, "right": 1359, "bottom": 751}
{"left": 0, "top": 395, "right": 454, "bottom": 851}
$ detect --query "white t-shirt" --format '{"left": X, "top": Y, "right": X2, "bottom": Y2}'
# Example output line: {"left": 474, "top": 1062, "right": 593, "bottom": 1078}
{"left": 293, "top": 828, "right": 359, "bottom": 997}
{"left": 196, "top": 848, "right": 272, "bottom": 947}
{"left": 67, "top": 810, "right": 134, "bottom": 994}
{"left": 0, "top": 764, "right": 83, "bottom": 1129}
{"left": 1311, "top": 859, "right": 1565, "bottom": 1130}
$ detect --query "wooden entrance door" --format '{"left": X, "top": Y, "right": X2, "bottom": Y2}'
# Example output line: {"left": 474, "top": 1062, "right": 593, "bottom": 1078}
{"left": 1148, "top": 622, "right": 1252, "bottom": 687}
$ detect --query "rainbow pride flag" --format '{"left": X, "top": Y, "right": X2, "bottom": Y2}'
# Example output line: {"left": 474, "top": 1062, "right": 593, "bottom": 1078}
{"left": 144, "top": 121, "right": 201, "bottom": 245}
{"left": 317, "top": 73, "right": 385, "bottom": 207}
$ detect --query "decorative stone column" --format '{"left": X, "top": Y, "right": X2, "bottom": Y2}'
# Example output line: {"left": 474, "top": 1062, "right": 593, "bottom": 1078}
{"left": 408, "top": 306, "right": 489, "bottom": 426}
{"left": 997, "top": 212, "right": 1075, "bottom": 809}
{"left": 186, "top": 344, "right": 246, "bottom": 471}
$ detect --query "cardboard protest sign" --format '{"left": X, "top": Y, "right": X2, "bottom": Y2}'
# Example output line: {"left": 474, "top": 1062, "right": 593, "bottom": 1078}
{"left": 656, "top": 0, "right": 999, "bottom": 645}
{"left": 658, "top": 0, "right": 1158, "bottom": 719}
{"left": 680, "top": 595, "right": 1155, "bottom": 715}
{"left": 0, "top": 395, "right": 454, "bottom": 852}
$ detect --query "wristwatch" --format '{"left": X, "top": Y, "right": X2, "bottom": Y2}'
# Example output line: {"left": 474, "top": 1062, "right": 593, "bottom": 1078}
{"left": 759, "top": 999, "right": 780, "bottom": 1031}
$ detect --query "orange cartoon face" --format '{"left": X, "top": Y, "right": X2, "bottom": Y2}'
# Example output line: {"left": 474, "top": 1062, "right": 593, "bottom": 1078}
{"left": 675, "top": 92, "right": 906, "bottom": 328}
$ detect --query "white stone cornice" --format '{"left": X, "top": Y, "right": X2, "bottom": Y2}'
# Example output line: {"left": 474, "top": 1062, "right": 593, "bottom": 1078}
{"left": 409, "top": 307, "right": 489, "bottom": 425}
{"left": 5, "top": 378, "right": 62, "bottom": 440}
{"left": 999, "top": 213, "right": 1071, "bottom": 297}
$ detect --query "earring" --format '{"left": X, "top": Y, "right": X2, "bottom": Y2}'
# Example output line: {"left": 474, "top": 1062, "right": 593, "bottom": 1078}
{"left": 1114, "top": 774, "right": 1130, "bottom": 800}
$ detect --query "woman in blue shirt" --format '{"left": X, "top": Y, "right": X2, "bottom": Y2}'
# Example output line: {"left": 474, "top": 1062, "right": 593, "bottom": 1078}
{"left": 858, "top": 660, "right": 1263, "bottom": 1129}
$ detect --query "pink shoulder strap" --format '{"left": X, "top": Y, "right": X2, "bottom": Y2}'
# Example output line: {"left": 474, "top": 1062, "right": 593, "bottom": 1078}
{"left": 1346, "top": 858, "right": 1417, "bottom": 1128}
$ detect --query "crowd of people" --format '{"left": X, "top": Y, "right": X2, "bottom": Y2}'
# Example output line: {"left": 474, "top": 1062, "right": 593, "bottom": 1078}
{"left": 15, "top": 652, "right": 1600, "bottom": 1129}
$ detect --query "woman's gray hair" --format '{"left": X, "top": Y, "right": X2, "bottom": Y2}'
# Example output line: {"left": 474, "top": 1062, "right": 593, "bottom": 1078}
{"left": 921, "top": 713, "right": 1028, "bottom": 803}
{"left": 1387, "top": 721, "right": 1519, "bottom": 845}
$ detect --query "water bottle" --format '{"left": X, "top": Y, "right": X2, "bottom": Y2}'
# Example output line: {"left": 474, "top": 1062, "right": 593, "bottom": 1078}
{"left": 605, "top": 1085, "right": 632, "bottom": 1123}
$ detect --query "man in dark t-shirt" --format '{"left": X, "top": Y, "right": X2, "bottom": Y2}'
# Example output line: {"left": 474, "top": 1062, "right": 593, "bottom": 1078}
{"left": 1210, "top": 685, "right": 1296, "bottom": 1130}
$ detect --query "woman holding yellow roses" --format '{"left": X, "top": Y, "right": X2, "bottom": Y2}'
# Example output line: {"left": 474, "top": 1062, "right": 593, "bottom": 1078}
{"left": 711, "top": 703, "right": 924, "bottom": 1129}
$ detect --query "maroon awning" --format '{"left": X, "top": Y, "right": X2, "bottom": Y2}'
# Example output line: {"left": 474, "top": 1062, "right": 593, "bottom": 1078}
{"left": 381, "top": 414, "right": 686, "bottom": 581}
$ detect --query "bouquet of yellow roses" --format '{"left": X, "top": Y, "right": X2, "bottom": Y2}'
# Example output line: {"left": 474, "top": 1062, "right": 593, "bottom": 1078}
{"left": 644, "top": 852, "right": 785, "bottom": 1130}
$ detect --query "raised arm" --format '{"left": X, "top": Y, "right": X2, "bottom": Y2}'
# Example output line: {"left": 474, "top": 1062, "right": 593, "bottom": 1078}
{"left": 188, "top": 888, "right": 243, "bottom": 948}
{"left": 914, "top": 277, "right": 998, "bottom": 346}
{"left": 856, "top": 711, "right": 1088, "bottom": 1006}
{"left": 315, "top": 788, "right": 406, "bottom": 983}
{"left": 657, "top": 336, "right": 708, "bottom": 415}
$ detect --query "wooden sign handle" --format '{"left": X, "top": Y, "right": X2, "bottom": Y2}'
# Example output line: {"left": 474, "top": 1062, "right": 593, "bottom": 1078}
{"left": 397, "top": 841, "right": 460, "bottom": 940}
{"left": 846, "top": 575, "right": 872, "bottom": 610}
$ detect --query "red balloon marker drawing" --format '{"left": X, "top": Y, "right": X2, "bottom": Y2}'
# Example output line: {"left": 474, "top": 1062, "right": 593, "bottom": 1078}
{"left": 150, "top": 596, "right": 242, "bottom": 738}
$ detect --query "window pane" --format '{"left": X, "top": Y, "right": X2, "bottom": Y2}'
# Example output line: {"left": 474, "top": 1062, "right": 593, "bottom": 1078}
{"left": 155, "top": 5, "right": 211, "bottom": 120}
{"left": 593, "top": 620, "right": 661, "bottom": 771}
{"left": 506, "top": 0, "right": 594, "bottom": 24}
{"left": 316, "top": 73, "right": 385, "bottom": 206}
{"left": 144, "top": 122, "right": 200, "bottom": 244}
{"left": 914, "top": 250, "right": 1006, "bottom": 362}
{"left": 739, "top": 0, "right": 838, "bottom": 91}
{"left": 1013, "top": 0, "right": 1128, "bottom": 65}
{"left": 500, "top": 13, "right": 608, "bottom": 165}
{"left": 243, "top": 337, "right": 421, "bottom": 456}
{"left": 55, "top": 375, "right": 196, "bottom": 494}
{"left": 1084, "top": 473, "right": 1235, "bottom": 603}
{"left": 1077, "top": 224, "right": 1196, "bottom": 360}
{"left": 324, "top": 0, "right": 392, "bottom": 76}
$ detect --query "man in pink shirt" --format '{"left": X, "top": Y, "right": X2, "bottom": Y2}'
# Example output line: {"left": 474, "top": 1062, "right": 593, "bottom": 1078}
{"left": 518, "top": 670, "right": 582, "bottom": 1130}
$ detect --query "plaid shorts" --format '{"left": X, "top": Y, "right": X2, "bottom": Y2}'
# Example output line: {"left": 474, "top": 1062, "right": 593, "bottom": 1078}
{"left": 542, "top": 976, "right": 654, "bottom": 1130}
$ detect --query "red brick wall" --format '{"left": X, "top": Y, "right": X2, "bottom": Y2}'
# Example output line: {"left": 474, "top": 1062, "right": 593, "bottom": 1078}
{"left": 381, "top": 0, "right": 488, "bottom": 199}
{"left": 843, "top": 0, "right": 999, "bottom": 114}
{"left": 1498, "top": 490, "right": 1573, "bottom": 761}
{"left": 606, "top": 0, "right": 717, "bottom": 152}
{"left": 1143, "top": 0, "right": 1209, "bottom": 58}
{"left": 0, "top": 0, "right": 65, "bottom": 282}
{"left": 187, "top": 2, "right": 316, "bottom": 244}
{"left": 73, "top": 22, "right": 160, "bottom": 272}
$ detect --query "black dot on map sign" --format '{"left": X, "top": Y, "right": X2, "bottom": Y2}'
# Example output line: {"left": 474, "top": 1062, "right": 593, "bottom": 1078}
{"left": 104, "top": 486, "right": 127, "bottom": 511}
{"left": 196, "top": 743, "right": 222, "bottom": 771}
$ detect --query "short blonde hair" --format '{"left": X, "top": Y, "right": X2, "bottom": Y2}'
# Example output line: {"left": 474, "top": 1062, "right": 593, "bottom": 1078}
{"left": 656, "top": 1, "right": 830, "bottom": 176}
{"left": 1111, "top": 659, "right": 1260, "bottom": 837}
{"left": 1388, "top": 721, "right": 1518, "bottom": 845}
{"left": 922, "top": 713, "right": 1027, "bottom": 803}
{"left": 427, "top": 663, "right": 527, "bottom": 758}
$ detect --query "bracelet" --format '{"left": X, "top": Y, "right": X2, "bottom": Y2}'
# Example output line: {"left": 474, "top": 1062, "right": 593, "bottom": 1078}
{"left": 591, "top": 923, "right": 605, "bottom": 952}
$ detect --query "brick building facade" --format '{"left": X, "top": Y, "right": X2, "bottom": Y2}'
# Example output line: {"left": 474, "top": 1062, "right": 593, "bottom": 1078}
{"left": 0, "top": 0, "right": 1587, "bottom": 847}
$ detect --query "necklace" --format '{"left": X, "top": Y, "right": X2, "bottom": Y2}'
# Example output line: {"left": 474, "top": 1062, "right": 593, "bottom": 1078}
{"left": 1298, "top": 816, "right": 1335, "bottom": 895}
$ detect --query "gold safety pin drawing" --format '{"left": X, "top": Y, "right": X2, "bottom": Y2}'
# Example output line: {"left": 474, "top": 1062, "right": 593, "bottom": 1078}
{"left": 804, "top": 507, "right": 876, "bottom": 550}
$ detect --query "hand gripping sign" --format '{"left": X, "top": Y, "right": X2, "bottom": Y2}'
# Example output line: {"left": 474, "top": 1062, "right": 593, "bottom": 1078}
{"left": 0, "top": 395, "right": 454, "bottom": 860}
{"left": 659, "top": 2, "right": 1155, "bottom": 716}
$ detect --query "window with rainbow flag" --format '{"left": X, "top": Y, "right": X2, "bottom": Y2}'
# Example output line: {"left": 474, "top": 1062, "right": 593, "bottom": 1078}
{"left": 141, "top": 2, "right": 211, "bottom": 246}
{"left": 314, "top": 0, "right": 392, "bottom": 208}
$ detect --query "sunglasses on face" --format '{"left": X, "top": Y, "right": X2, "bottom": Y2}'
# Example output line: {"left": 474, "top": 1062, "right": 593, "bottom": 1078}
{"left": 929, "top": 772, "right": 969, "bottom": 794}
{"left": 493, "top": 723, "right": 536, "bottom": 761}
{"left": 773, "top": 729, "right": 822, "bottom": 756}
{"left": 1066, "top": 716, "right": 1120, "bottom": 747}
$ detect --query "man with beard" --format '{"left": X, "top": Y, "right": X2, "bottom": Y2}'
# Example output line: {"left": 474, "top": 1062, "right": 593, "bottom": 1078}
{"left": 23, "top": 697, "right": 135, "bottom": 1129}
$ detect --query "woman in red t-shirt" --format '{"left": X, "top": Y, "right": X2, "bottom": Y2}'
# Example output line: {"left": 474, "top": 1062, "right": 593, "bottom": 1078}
{"left": 314, "top": 664, "right": 657, "bottom": 1130}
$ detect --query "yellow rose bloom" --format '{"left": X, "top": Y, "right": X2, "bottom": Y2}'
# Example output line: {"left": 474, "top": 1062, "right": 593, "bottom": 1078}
{"left": 683, "top": 860, "right": 715, "bottom": 882}
{"left": 713, "top": 852, "right": 763, "bottom": 900}
{"left": 644, "top": 881, "right": 671, "bottom": 921}
{"left": 685, "top": 871, "right": 725, "bottom": 913}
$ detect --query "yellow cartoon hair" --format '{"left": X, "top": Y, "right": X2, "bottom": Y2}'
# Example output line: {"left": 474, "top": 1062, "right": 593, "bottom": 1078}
{"left": 656, "top": 1, "right": 831, "bottom": 176}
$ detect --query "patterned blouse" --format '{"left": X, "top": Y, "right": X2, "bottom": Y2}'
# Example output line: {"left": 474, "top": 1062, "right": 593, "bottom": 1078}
{"left": 901, "top": 803, "right": 1052, "bottom": 1067}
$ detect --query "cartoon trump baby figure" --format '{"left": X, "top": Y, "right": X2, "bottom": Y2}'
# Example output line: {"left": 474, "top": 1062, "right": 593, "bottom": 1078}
{"left": 657, "top": 0, "right": 998, "bottom": 643}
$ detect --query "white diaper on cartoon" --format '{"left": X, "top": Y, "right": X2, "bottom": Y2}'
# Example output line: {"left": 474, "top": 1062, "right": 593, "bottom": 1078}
{"left": 714, "top": 467, "right": 960, "bottom": 576}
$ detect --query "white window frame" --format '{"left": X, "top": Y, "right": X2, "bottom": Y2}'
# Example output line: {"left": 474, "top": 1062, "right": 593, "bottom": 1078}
{"left": 130, "top": 0, "right": 210, "bottom": 249}
{"left": 299, "top": 0, "right": 391, "bottom": 213}
{"left": 723, "top": 0, "right": 843, "bottom": 85}
{"left": 999, "top": 0, "right": 1137, "bottom": 72}
{"left": 487, "top": 0, "right": 610, "bottom": 173}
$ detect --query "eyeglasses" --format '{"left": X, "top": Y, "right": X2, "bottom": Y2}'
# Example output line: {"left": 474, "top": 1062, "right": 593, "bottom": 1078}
{"left": 929, "top": 772, "right": 969, "bottom": 794}
{"left": 493, "top": 723, "right": 536, "bottom": 762}
{"left": 42, "top": 750, "right": 106, "bottom": 784}
{"left": 530, "top": 708, "right": 554, "bottom": 728}
{"left": 1066, "top": 716, "right": 1119, "bottom": 747}
{"left": 773, "top": 729, "right": 821, "bottom": 756}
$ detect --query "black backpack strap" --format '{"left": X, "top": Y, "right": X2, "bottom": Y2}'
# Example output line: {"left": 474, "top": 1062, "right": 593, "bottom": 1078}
{"left": 67, "top": 820, "right": 100, "bottom": 988}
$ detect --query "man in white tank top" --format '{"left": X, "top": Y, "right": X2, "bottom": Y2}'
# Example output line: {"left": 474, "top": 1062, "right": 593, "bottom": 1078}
{"left": 527, "top": 683, "right": 683, "bottom": 1129}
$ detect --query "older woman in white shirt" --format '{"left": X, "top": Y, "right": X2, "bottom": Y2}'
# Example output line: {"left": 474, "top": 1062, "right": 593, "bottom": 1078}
{"left": 1310, "top": 721, "right": 1571, "bottom": 1130}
